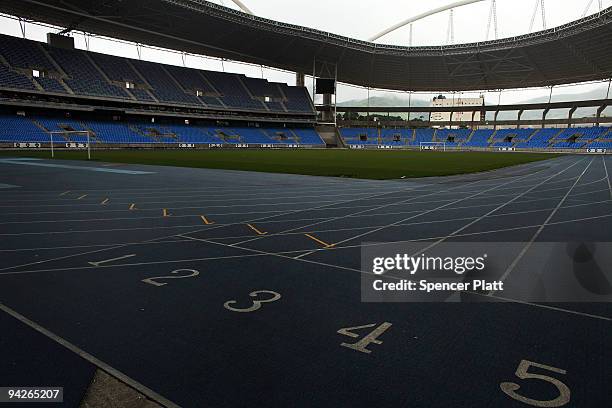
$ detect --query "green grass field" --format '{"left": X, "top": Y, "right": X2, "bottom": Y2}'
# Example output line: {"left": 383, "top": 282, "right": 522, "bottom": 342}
{"left": 0, "top": 149, "right": 558, "bottom": 180}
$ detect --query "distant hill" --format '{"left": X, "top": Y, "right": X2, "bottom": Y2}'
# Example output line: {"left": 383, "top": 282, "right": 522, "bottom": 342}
{"left": 338, "top": 95, "right": 430, "bottom": 108}
{"left": 338, "top": 85, "right": 610, "bottom": 120}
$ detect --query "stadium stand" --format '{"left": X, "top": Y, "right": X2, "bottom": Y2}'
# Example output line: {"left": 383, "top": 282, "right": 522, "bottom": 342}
{"left": 380, "top": 128, "right": 412, "bottom": 146}
{"left": 435, "top": 128, "right": 471, "bottom": 148}
{"left": 463, "top": 129, "right": 494, "bottom": 148}
{"left": 338, "top": 128, "right": 379, "bottom": 145}
{"left": 0, "top": 112, "right": 325, "bottom": 146}
{"left": 0, "top": 114, "right": 49, "bottom": 142}
{"left": 0, "top": 64, "right": 37, "bottom": 90}
{"left": 0, "top": 34, "right": 314, "bottom": 115}
{"left": 411, "top": 128, "right": 436, "bottom": 146}
{"left": 0, "top": 35, "right": 609, "bottom": 152}
{"left": 338, "top": 126, "right": 611, "bottom": 150}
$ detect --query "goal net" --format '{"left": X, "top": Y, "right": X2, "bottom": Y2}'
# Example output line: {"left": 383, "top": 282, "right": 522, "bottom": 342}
{"left": 419, "top": 141, "right": 446, "bottom": 151}
{"left": 48, "top": 130, "right": 93, "bottom": 148}
{"left": 48, "top": 130, "right": 94, "bottom": 159}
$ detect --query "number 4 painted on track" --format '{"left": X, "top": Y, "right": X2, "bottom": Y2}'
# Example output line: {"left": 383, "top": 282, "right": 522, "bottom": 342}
{"left": 337, "top": 322, "right": 392, "bottom": 354}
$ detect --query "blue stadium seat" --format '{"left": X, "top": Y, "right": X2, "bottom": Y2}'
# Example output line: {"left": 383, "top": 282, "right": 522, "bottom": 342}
{"left": 0, "top": 33, "right": 315, "bottom": 115}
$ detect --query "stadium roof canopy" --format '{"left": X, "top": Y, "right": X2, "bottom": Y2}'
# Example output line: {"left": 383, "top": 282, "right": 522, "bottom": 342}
{"left": 4, "top": 0, "right": 612, "bottom": 91}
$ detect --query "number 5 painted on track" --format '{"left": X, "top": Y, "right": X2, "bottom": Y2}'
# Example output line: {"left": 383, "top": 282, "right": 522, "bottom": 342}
{"left": 500, "top": 360, "right": 570, "bottom": 407}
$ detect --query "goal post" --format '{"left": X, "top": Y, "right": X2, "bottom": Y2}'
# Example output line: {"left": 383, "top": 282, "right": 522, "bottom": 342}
{"left": 419, "top": 141, "right": 446, "bottom": 151}
{"left": 48, "top": 130, "right": 94, "bottom": 160}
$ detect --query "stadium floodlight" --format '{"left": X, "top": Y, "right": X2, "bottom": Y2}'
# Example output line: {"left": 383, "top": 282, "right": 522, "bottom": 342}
{"left": 368, "top": 0, "right": 486, "bottom": 42}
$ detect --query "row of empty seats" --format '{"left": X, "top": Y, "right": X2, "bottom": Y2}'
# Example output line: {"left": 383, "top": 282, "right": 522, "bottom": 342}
{"left": 0, "top": 114, "right": 325, "bottom": 146}
{"left": 339, "top": 127, "right": 612, "bottom": 150}
{"left": 0, "top": 34, "right": 314, "bottom": 114}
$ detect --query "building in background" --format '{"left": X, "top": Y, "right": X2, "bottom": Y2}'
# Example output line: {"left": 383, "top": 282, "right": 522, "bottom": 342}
{"left": 430, "top": 95, "right": 485, "bottom": 125}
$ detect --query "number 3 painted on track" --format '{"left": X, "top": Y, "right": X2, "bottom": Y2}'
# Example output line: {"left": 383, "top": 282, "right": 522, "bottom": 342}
{"left": 224, "top": 290, "right": 281, "bottom": 313}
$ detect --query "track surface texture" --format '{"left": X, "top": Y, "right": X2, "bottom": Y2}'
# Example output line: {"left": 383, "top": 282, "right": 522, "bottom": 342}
{"left": 0, "top": 155, "right": 610, "bottom": 407}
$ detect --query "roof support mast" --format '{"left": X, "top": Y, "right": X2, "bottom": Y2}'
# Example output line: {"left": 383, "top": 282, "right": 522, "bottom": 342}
{"left": 485, "top": 0, "right": 498, "bottom": 40}
{"left": 230, "top": 0, "right": 253, "bottom": 15}
{"left": 529, "top": 0, "right": 547, "bottom": 32}
{"left": 447, "top": 9, "right": 455, "bottom": 44}
{"left": 368, "top": 0, "right": 486, "bottom": 42}
{"left": 583, "top": 0, "right": 604, "bottom": 17}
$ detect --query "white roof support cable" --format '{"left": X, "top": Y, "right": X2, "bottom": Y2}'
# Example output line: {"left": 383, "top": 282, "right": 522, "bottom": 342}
{"left": 369, "top": 0, "right": 485, "bottom": 42}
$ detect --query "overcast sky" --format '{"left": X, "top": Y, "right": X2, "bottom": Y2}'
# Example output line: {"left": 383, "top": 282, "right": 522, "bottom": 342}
{"left": 217, "top": 0, "right": 610, "bottom": 45}
{"left": 1, "top": 0, "right": 611, "bottom": 105}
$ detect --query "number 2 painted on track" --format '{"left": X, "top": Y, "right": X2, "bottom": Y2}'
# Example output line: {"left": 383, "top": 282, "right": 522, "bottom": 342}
{"left": 500, "top": 360, "right": 570, "bottom": 407}
{"left": 142, "top": 269, "right": 200, "bottom": 287}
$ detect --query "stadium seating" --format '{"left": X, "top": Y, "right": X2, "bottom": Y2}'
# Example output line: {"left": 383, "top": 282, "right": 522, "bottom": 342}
{"left": 463, "top": 129, "right": 494, "bottom": 147}
{"left": 411, "top": 128, "right": 435, "bottom": 146}
{"left": 435, "top": 128, "right": 471, "bottom": 148}
{"left": 0, "top": 34, "right": 314, "bottom": 115}
{"left": 0, "top": 65, "right": 37, "bottom": 90}
{"left": 337, "top": 126, "right": 611, "bottom": 150}
{"left": 0, "top": 113, "right": 325, "bottom": 146}
{"left": 380, "top": 128, "right": 412, "bottom": 146}
{"left": 339, "top": 128, "right": 378, "bottom": 145}
{"left": 34, "top": 77, "right": 68, "bottom": 93}
{"left": 47, "top": 47, "right": 129, "bottom": 99}
{"left": 514, "top": 128, "right": 560, "bottom": 149}
{"left": 0, "top": 114, "right": 49, "bottom": 142}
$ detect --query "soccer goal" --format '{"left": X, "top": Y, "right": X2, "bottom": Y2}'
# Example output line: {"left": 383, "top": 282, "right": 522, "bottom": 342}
{"left": 419, "top": 141, "right": 446, "bottom": 151}
{"left": 48, "top": 130, "right": 94, "bottom": 159}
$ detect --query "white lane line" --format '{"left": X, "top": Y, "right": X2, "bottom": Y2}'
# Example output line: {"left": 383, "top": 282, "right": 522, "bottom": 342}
{"left": 280, "top": 211, "right": 612, "bottom": 258}
{"left": 4, "top": 184, "right": 607, "bottom": 218}
{"left": 2, "top": 186, "right": 474, "bottom": 236}
{"left": 0, "top": 156, "right": 563, "bottom": 206}
{"left": 200, "top": 197, "right": 605, "bottom": 244}
{"left": 0, "top": 185, "right": 417, "bottom": 205}
{"left": 0, "top": 198, "right": 393, "bottom": 213}
{"left": 5, "top": 197, "right": 611, "bottom": 254}
{"left": 6, "top": 211, "right": 612, "bottom": 277}
{"left": 0, "top": 157, "right": 566, "bottom": 274}
{"left": 0, "top": 302, "right": 180, "bottom": 408}
{"left": 0, "top": 252, "right": 272, "bottom": 276}
{"left": 467, "top": 292, "right": 611, "bottom": 322}
{"left": 88, "top": 254, "right": 136, "bottom": 267}
{"left": 405, "top": 156, "right": 586, "bottom": 257}
{"left": 0, "top": 177, "right": 433, "bottom": 272}
{"left": 0, "top": 190, "right": 407, "bottom": 209}
{"left": 294, "top": 159, "right": 568, "bottom": 259}
{"left": 178, "top": 232, "right": 612, "bottom": 322}
{"left": 2, "top": 181, "right": 568, "bottom": 239}
{"left": 0, "top": 192, "right": 570, "bottom": 226}
{"left": 0, "top": 159, "right": 155, "bottom": 175}
{"left": 0, "top": 183, "right": 19, "bottom": 189}
{"left": 0, "top": 182, "right": 412, "bottom": 198}
{"left": 231, "top": 158, "right": 569, "bottom": 247}
{"left": 232, "top": 179, "right": 486, "bottom": 246}
{"left": 2, "top": 177, "right": 605, "bottom": 221}
{"left": 0, "top": 162, "right": 574, "bottom": 216}
{"left": 493, "top": 157, "right": 595, "bottom": 293}
{"left": 603, "top": 155, "right": 612, "bottom": 201}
